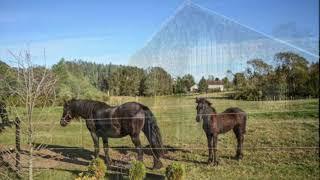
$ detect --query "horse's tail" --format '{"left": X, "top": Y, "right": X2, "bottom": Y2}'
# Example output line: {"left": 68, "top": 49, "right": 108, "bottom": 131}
{"left": 242, "top": 112, "right": 247, "bottom": 134}
{"left": 141, "top": 106, "right": 164, "bottom": 159}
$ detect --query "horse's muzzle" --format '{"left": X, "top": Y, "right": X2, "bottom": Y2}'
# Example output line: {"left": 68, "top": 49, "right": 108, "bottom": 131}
{"left": 60, "top": 118, "right": 69, "bottom": 127}
{"left": 60, "top": 114, "right": 72, "bottom": 127}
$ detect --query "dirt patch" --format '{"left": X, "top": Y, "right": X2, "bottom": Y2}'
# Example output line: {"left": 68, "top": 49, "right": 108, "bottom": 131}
{"left": 0, "top": 144, "right": 160, "bottom": 174}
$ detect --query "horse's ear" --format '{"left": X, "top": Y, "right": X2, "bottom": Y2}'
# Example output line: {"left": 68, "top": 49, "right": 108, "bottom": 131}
{"left": 195, "top": 97, "right": 199, "bottom": 103}
{"left": 63, "top": 99, "right": 66, "bottom": 104}
{"left": 207, "top": 100, "right": 212, "bottom": 106}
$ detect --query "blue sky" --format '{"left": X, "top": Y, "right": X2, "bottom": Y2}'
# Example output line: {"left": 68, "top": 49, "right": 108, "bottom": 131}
{"left": 0, "top": 0, "right": 318, "bottom": 66}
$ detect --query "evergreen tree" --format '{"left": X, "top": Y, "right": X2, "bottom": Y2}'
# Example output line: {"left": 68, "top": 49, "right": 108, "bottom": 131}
{"left": 182, "top": 74, "right": 195, "bottom": 92}
{"left": 144, "top": 67, "right": 173, "bottom": 96}
{"left": 307, "top": 62, "right": 319, "bottom": 97}
{"left": 109, "top": 66, "right": 145, "bottom": 96}
{"left": 275, "top": 52, "right": 309, "bottom": 97}
{"left": 175, "top": 77, "right": 186, "bottom": 94}
{"left": 198, "top": 76, "right": 208, "bottom": 93}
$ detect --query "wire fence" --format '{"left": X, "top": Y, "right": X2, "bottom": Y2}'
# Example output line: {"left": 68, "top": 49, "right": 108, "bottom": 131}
{"left": 1, "top": 100, "right": 318, "bottom": 178}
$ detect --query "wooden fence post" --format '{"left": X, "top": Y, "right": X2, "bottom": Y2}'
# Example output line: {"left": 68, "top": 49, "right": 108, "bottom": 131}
{"left": 15, "top": 117, "right": 21, "bottom": 171}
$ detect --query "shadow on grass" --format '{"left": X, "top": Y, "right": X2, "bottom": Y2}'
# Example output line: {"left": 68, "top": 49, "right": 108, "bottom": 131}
{"left": 34, "top": 167, "right": 164, "bottom": 180}
{"left": 33, "top": 167, "right": 83, "bottom": 176}
{"left": 33, "top": 143, "right": 92, "bottom": 166}
{"left": 111, "top": 144, "right": 191, "bottom": 156}
{"left": 34, "top": 143, "right": 131, "bottom": 167}
{"left": 106, "top": 172, "right": 165, "bottom": 180}
{"left": 111, "top": 144, "right": 238, "bottom": 165}
{"left": 32, "top": 143, "right": 165, "bottom": 179}
{"left": 31, "top": 143, "right": 239, "bottom": 166}
{"left": 164, "top": 155, "right": 206, "bottom": 165}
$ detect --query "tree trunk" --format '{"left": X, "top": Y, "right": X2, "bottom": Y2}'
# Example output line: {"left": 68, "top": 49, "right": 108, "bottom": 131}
{"left": 15, "top": 117, "right": 21, "bottom": 172}
{"left": 28, "top": 104, "right": 33, "bottom": 180}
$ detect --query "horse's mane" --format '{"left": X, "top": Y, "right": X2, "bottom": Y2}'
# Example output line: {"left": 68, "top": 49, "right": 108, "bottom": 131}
{"left": 198, "top": 98, "right": 217, "bottom": 113}
{"left": 69, "top": 99, "right": 112, "bottom": 118}
{"left": 209, "top": 105, "right": 217, "bottom": 114}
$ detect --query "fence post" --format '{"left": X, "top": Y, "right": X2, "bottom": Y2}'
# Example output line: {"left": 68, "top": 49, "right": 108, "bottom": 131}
{"left": 15, "top": 117, "right": 21, "bottom": 171}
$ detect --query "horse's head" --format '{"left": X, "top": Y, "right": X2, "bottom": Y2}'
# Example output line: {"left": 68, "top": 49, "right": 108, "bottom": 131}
{"left": 195, "top": 97, "right": 212, "bottom": 122}
{"left": 60, "top": 99, "right": 74, "bottom": 127}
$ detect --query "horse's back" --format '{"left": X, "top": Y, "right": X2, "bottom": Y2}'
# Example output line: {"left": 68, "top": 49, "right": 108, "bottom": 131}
{"left": 223, "top": 107, "right": 244, "bottom": 113}
{"left": 116, "top": 102, "right": 146, "bottom": 116}
{"left": 222, "top": 107, "right": 247, "bottom": 133}
{"left": 223, "top": 107, "right": 246, "bottom": 118}
{"left": 112, "top": 102, "right": 146, "bottom": 135}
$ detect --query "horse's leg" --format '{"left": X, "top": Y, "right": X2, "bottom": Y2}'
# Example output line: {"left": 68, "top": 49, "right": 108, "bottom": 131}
{"left": 206, "top": 133, "right": 213, "bottom": 164}
{"left": 233, "top": 127, "right": 244, "bottom": 160}
{"left": 0, "top": 112, "right": 5, "bottom": 127}
{"left": 0, "top": 113, "right": 4, "bottom": 129}
{"left": 213, "top": 134, "right": 219, "bottom": 165}
{"left": 130, "top": 134, "right": 143, "bottom": 161}
{"left": 102, "top": 136, "right": 111, "bottom": 166}
{"left": 90, "top": 132, "right": 100, "bottom": 158}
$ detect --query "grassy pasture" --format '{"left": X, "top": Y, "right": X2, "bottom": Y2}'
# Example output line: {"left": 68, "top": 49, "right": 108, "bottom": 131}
{"left": 0, "top": 93, "right": 319, "bottom": 179}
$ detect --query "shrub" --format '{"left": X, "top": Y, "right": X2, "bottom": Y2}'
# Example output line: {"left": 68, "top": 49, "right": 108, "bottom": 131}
{"left": 129, "top": 160, "right": 146, "bottom": 180}
{"left": 165, "top": 162, "right": 185, "bottom": 180}
{"left": 76, "top": 158, "right": 107, "bottom": 180}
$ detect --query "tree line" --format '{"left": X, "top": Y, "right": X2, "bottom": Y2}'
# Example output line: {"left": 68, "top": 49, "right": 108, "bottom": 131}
{"left": 1, "top": 51, "right": 318, "bottom": 103}
{"left": 229, "top": 52, "right": 319, "bottom": 100}
{"left": 52, "top": 59, "right": 197, "bottom": 98}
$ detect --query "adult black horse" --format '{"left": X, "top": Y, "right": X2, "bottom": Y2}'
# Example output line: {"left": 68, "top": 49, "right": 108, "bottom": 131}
{"left": 195, "top": 97, "right": 247, "bottom": 165}
{"left": 60, "top": 99, "right": 164, "bottom": 169}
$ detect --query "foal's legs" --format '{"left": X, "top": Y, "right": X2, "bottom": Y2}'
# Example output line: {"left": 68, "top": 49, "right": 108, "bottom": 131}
{"left": 90, "top": 132, "right": 100, "bottom": 158}
{"left": 102, "top": 136, "right": 111, "bottom": 166}
{"left": 233, "top": 127, "right": 244, "bottom": 160}
{"left": 130, "top": 134, "right": 143, "bottom": 161}
{"left": 207, "top": 133, "right": 219, "bottom": 165}
{"left": 206, "top": 133, "right": 213, "bottom": 163}
{"left": 213, "top": 134, "right": 219, "bottom": 165}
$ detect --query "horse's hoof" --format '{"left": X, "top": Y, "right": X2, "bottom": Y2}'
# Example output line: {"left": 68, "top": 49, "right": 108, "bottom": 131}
{"left": 153, "top": 161, "right": 163, "bottom": 169}
{"left": 235, "top": 155, "right": 243, "bottom": 160}
{"left": 207, "top": 159, "right": 213, "bottom": 164}
{"left": 213, "top": 161, "right": 219, "bottom": 166}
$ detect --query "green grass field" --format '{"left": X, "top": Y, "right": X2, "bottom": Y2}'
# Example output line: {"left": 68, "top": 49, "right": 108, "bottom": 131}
{"left": 1, "top": 93, "right": 319, "bottom": 179}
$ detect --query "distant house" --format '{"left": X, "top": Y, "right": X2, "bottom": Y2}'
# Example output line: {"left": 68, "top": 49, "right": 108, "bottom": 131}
{"left": 190, "top": 80, "right": 224, "bottom": 92}
{"left": 190, "top": 84, "right": 199, "bottom": 92}
{"left": 207, "top": 80, "right": 224, "bottom": 91}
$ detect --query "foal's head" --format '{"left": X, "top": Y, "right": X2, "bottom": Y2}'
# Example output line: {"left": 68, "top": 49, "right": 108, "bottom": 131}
{"left": 195, "top": 97, "right": 213, "bottom": 122}
{"left": 60, "top": 99, "right": 76, "bottom": 127}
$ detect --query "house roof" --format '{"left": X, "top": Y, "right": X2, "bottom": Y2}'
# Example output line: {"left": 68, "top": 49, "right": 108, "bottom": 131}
{"left": 207, "top": 80, "right": 224, "bottom": 85}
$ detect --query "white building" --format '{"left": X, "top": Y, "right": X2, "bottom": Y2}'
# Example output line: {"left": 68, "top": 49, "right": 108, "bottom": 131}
{"left": 190, "top": 81, "right": 224, "bottom": 92}
{"left": 190, "top": 84, "right": 199, "bottom": 92}
{"left": 208, "top": 84, "right": 224, "bottom": 91}
{"left": 207, "top": 80, "right": 224, "bottom": 91}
